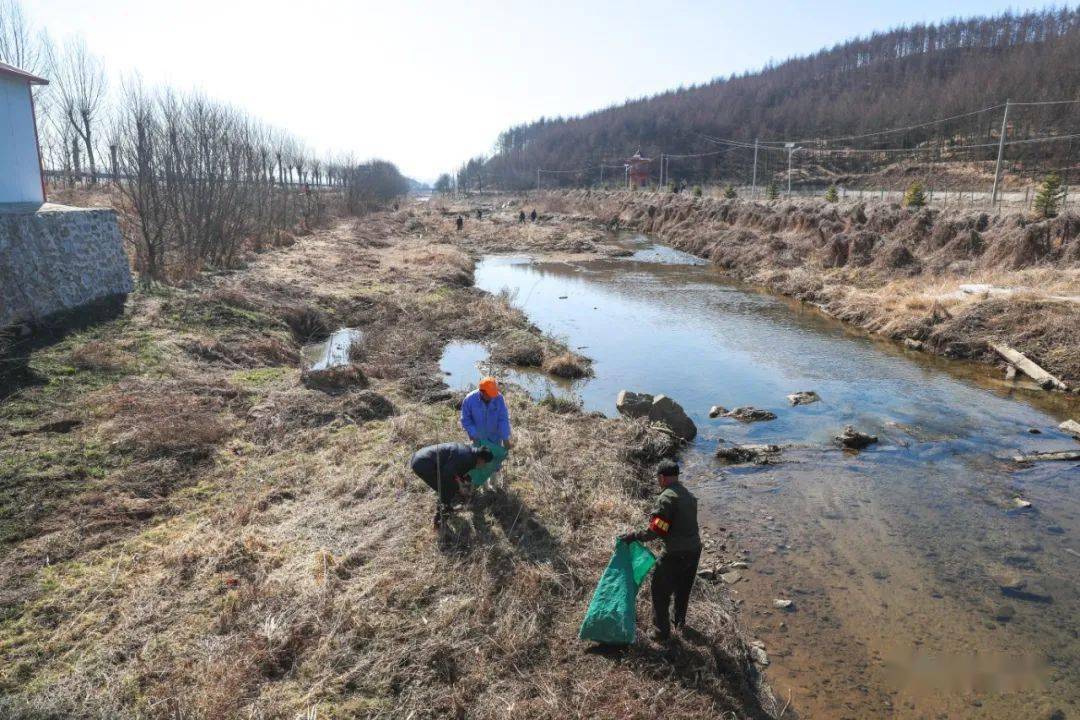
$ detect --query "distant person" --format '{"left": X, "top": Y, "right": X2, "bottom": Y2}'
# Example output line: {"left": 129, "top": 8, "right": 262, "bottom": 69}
{"left": 519, "top": 210, "right": 526, "bottom": 224}
{"left": 410, "top": 442, "right": 493, "bottom": 529}
{"left": 456, "top": 215, "right": 464, "bottom": 231}
{"left": 530, "top": 209, "right": 537, "bottom": 222}
{"left": 619, "top": 460, "right": 701, "bottom": 641}
{"left": 460, "top": 377, "right": 512, "bottom": 487}
{"left": 476, "top": 208, "right": 483, "bottom": 220}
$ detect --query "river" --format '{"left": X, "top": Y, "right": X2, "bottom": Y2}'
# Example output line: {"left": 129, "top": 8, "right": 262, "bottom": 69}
{"left": 440, "top": 236, "right": 1080, "bottom": 719}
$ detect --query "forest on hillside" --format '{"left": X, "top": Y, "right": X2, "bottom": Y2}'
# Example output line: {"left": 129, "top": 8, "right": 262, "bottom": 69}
{"left": 471, "top": 8, "right": 1080, "bottom": 191}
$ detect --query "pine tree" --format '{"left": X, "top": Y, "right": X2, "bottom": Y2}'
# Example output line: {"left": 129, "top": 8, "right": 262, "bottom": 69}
{"left": 903, "top": 181, "right": 926, "bottom": 208}
{"left": 825, "top": 185, "right": 839, "bottom": 203}
{"left": 723, "top": 185, "right": 737, "bottom": 199}
{"left": 1033, "top": 173, "right": 1066, "bottom": 218}
{"left": 766, "top": 181, "right": 779, "bottom": 201}
{"left": 692, "top": 185, "right": 703, "bottom": 197}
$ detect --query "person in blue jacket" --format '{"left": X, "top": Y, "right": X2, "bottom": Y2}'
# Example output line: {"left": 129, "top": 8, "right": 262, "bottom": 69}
{"left": 460, "top": 376, "right": 511, "bottom": 487}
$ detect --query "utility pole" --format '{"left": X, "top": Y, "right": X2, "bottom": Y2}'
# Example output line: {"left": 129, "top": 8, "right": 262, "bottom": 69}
{"left": 536, "top": 168, "right": 541, "bottom": 192}
{"left": 658, "top": 153, "right": 665, "bottom": 190}
{"left": 624, "top": 165, "right": 629, "bottom": 189}
{"left": 751, "top": 139, "right": 759, "bottom": 199}
{"left": 786, "top": 143, "right": 798, "bottom": 197}
{"left": 991, "top": 100, "right": 1010, "bottom": 207}
{"left": 600, "top": 164, "right": 604, "bottom": 185}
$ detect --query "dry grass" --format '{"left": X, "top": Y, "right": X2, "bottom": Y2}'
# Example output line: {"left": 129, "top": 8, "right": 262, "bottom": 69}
{"left": 542, "top": 351, "right": 592, "bottom": 379}
{"left": 91, "top": 379, "right": 235, "bottom": 460}
{"left": 0, "top": 202, "right": 775, "bottom": 720}
{"left": 69, "top": 339, "right": 134, "bottom": 373}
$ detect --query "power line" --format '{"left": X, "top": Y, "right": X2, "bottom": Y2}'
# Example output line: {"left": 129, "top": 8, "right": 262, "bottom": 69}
{"left": 1009, "top": 99, "right": 1080, "bottom": 107}
{"left": 791, "top": 103, "right": 1006, "bottom": 144}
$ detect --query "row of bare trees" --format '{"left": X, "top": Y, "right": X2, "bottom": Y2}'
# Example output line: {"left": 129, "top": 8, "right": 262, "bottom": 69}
{"left": 2, "top": 0, "right": 409, "bottom": 282}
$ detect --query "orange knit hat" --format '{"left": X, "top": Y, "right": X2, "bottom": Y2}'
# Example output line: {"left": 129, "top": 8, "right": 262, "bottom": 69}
{"left": 478, "top": 377, "right": 500, "bottom": 399}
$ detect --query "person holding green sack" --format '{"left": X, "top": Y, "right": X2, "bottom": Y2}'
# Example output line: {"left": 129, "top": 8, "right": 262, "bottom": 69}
{"left": 619, "top": 459, "right": 701, "bottom": 642}
{"left": 460, "top": 376, "right": 511, "bottom": 487}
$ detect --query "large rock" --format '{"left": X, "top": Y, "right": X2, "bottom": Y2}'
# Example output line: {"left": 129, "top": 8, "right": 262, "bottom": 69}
{"left": 617, "top": 390, "right": 697, "bottom": 441}
{"left": 648, "top": 394, "right": 697, "bottom": 441}
{"left": 616, "top": 390, "right": 653, "bottom": 419}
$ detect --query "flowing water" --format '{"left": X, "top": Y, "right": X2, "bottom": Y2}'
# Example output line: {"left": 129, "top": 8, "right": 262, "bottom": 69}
{"left": 440, "top": 237, "right": 1080, "bottom": 719}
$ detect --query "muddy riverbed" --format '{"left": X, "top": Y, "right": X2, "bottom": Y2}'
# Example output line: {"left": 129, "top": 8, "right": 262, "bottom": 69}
{"left": 441, "top": 236, "right": 1080, "bottom": 719}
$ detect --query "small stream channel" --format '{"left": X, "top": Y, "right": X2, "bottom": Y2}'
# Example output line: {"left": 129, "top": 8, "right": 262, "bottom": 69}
{"left": 440, "top": 235, "right": 1080, "bottom": 719}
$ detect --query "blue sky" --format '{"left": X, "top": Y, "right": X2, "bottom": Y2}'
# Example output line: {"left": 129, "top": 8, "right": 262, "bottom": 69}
{"left": 27, "top": 0, "right": 1066, "bottom": 180}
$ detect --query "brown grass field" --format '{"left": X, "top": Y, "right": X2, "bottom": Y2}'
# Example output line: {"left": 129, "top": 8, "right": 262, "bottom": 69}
{"left": 0, "top": 203, "right": 777, "bottom": 719}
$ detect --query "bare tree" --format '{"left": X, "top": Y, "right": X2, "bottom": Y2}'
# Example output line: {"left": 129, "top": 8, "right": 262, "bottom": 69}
{"left": 0, "top": 0, "right": 42, "bottom": 71}
{"left": 56, "top": 37, "right": 107, "bottom": 184}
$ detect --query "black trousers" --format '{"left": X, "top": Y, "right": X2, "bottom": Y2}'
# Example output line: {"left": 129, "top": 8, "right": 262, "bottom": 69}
{"left": 414, "top": 469, "right": 459, "bottom": 507}
{"left": 651, "top": 548, "right": 701, "bottom": 635}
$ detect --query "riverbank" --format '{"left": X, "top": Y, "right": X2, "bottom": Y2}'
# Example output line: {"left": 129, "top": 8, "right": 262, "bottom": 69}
{"left": 454, "top": 227, "right": 1080, "bottom": 719}
{"left": 0, "top": 205, "right": 778, "bottom": 718}
{"left": 532, "top": 190, "right": 1080, "bottom": 390}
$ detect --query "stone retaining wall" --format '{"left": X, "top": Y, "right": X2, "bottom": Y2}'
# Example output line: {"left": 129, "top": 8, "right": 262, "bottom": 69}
{"left": 0, "top": 203, "right": 133, "bottom": 328}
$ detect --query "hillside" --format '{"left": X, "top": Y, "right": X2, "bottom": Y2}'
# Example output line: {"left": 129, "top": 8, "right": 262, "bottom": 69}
{"left": 479, "top": 8, "right": 1080, "bottom": 190}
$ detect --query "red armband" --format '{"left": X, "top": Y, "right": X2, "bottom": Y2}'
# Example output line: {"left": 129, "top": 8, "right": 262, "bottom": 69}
{"left": 649, "top": 515, "right": 671, "bottom": 535}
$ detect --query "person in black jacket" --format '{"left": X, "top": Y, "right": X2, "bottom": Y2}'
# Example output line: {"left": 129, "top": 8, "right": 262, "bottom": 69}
{"left": 410, "top": 442, "right": 493, "bottom": 528}
{"left": 620, "top": 459, "right": 701, "bottom": 641}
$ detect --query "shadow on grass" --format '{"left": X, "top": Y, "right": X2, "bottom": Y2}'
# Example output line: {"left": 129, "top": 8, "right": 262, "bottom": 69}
{"left": 1, "top": 295, "right": 127, "bottom": 400}
{"left": 583, "top": 622, "right": 780, "bottom": 719}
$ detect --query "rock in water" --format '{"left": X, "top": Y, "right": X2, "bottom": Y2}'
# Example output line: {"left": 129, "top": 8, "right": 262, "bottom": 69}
{"left": 716, "top": 444, "right": 781, "bottom": 465}
{"left": 787, "top": 391, "right": 820, "bottom": 406}
{"left": 724, "top": 406, "right": 778, "bottom": 422}
{"left": 836, "top": 425, "right": 878, "bottom": 449}
{"left": 708, "top": 405, "right": 727, "bottom": 418}
{"left": 616, "top": 390, "right": 653, "bottom": 419}
{"left": 648, "top": 394, "right": 697, "bottom": 441}
{"left": 1059, "top": 419, "right": 1080, "bottom": 438}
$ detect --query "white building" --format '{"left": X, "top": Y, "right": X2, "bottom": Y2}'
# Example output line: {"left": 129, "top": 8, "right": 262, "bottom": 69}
{"left": 0, "top": 60, "right": 48, "bottom": 205}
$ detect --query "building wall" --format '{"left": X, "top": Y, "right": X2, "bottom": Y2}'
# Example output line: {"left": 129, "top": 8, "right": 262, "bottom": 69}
{"left": 0, "top": 73, "right": 44, "bottom": 204}
{"left": 1, "top": 204, "right": 133, "bottom": 328}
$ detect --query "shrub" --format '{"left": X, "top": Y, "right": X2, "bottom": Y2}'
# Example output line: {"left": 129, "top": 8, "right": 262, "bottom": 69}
{"left": 539, "top": 392, "right": 582, "bottom": 414}
{"left": 825, "top": 185, "right": 839, "bottom": 203}
{"left": 491, "top": 329, "right": 545, "bottom": 366}
{"left": 766, "top": 181, "right": 779, "bottom": 200}
{"left": 692, "top": 185, "right": 703, "bottom": 197}
{"left": 1033, "top": 173, "right": 1066, "bottom": 218}
{"left": 542, "top": 352, "right": 591, "bottom": 379}
{"left": 300, "top": 364, "right": 368, "bottom": 393}
{"left": 723, "top": 186, "right": 737, "bottom": 199}
{"left": 903, "top": 181, "right": 927, "bottom": 208}
{"left": 283, "top": 304, "right": 331, "bottom": 344}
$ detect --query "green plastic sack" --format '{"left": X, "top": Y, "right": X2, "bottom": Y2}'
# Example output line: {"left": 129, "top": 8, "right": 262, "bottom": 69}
{"left": 467, "top": 440, "right": 508, "bottom": 487}
{"left": 578, "top": 540, "right": 656, "bottom": 644}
